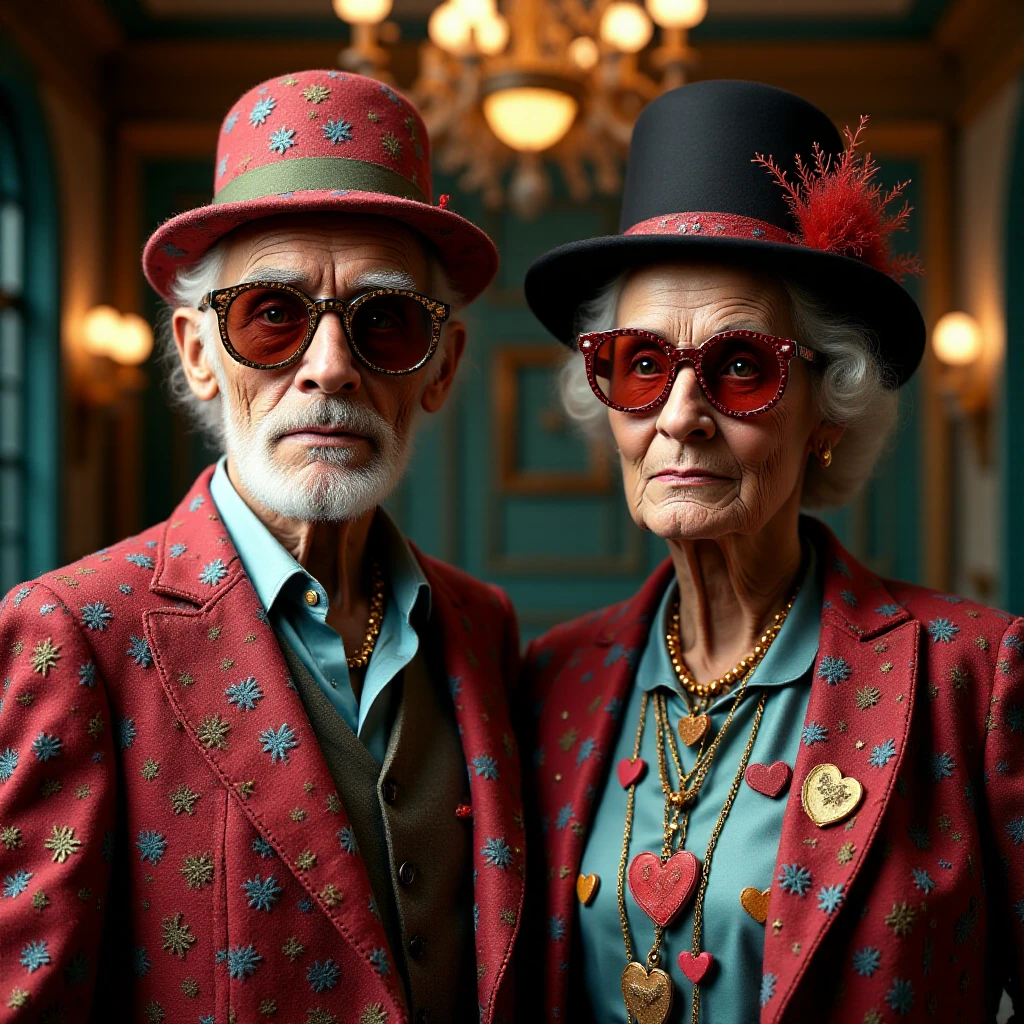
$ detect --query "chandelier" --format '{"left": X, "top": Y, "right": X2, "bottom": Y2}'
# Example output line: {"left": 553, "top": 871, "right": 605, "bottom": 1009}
{"left": 333, "top": 0, "right": 708, "bottom": 218}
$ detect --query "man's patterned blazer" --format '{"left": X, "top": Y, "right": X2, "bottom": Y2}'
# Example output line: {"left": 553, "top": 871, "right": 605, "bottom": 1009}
{"left": 0, "top": 467, "right": 524, "bottom": 1024}
{"left": 520, "top": 520, "right": 1024, "bottom": 1022}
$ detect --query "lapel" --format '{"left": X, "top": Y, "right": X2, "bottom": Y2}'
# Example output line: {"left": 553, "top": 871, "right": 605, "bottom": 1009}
{"left": 541, "top": 562, "right": 675, "bottom": 1002}
{"left": 144, "top": 468, "right": 406, "bottom": 1021}
{"left": 763, "top": 522, "right": 920, "bottom": 1022}
{"left": 413, "top": 548, "right": 526, "bottom": 1023}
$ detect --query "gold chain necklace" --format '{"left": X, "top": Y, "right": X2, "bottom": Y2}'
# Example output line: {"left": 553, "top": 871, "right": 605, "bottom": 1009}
{"left": 345, "top": 562, "right": 385, "bottom": 670}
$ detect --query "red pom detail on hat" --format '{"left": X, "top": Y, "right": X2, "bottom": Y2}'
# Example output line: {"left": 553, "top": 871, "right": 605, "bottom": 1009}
{"left": 753, "top": 115, "right": 923, "bottom": 283}
{"left": 438, "top": 194, "right": 450, "bottom": 210}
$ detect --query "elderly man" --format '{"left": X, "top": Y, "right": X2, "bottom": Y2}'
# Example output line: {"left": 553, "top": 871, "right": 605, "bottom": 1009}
{"left": 0, "top": 72, "right": 523, "bottom": 1024}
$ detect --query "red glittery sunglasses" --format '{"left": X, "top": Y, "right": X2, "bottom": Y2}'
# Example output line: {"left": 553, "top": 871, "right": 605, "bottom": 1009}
{"left": 577, "top": 328, "right": 821, "bottom": 417}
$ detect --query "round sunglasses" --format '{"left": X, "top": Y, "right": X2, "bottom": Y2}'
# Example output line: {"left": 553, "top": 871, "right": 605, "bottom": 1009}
{"left": 198, "top": 281, "right": 451, "bottom": 374}
{"left": 577, "top": 328, "right": 821, "bottom": 417}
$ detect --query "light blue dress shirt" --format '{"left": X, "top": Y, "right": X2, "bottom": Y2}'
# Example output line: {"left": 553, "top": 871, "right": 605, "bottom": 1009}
{"left": 578, "top": 542, "right": 823, "bottom": 1023}
{"left": 210, "top": 457, "right": 430, "bottom": 765}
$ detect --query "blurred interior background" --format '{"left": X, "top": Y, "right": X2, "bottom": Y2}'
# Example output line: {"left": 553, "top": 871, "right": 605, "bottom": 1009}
{"left": 1, "top": 0, "right": 1023, "bottom": 638}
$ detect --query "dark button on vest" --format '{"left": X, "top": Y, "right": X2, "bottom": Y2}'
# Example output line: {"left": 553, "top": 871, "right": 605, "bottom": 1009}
{"left": 276, "top": 631, "right": 477, "bottom": 1021}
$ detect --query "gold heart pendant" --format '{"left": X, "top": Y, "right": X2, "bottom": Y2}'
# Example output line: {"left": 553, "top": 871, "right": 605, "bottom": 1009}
{"left": 621, "top": 962, "right": 674, "bottom": 1024}
{"left": 576, "top": 873, "right": 599, "bottom": 905}
{"left": 739, "top": 886, "right": 770, "bottom": 923}
{"left": 801, "top": 763, "right": 864, "bottom": 827}
{"left": 678, "top": 714, "right": 710, "bottom": 747}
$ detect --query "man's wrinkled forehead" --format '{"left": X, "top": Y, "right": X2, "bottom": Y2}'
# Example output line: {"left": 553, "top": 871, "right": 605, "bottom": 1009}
{"left": 218, "top": 213, "right": 430, "bottom": 295}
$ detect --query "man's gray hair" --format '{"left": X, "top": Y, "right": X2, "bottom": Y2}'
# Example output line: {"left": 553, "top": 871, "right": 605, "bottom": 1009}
{"left": 560, "top": 272, "right": 900, "bottom": 509}
{"left": 157, "top": 236, "right": 463, "bottom": 451}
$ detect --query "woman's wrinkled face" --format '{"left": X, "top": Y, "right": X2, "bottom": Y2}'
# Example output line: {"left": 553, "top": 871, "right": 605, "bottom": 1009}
{"left": 608, "top": 262, "right": 830, "bottom": 540}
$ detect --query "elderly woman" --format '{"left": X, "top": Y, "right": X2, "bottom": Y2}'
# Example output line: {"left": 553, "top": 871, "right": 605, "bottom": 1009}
{"left": 520, "top": 81, "right": 1023, "bottom": 1024}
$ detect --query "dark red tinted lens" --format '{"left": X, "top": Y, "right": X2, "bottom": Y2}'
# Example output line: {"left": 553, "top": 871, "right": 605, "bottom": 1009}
{"left": 224, "top": 287, "right": 311, "bottom": 365}
{"left": 592, "top": 332, "right": 671, "bottom": 409}
{"left": 700, "top": 333, "right": 783, "bottom": 413}
{"left": 350, "top": 294, "right": 434, "bottom": 372}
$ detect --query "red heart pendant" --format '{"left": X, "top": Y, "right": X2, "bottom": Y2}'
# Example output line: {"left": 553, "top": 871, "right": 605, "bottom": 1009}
{"left": 745, "top": 761, "right": 792, "bottom": 798}
{"left": 617, "top": 757, "right": 648, "bottom": 789}
{"left": 628, "top": 850, "right": 700, "bottom": 927}
{"left": 677, "top": 950, "right": 714, "bottom": 984}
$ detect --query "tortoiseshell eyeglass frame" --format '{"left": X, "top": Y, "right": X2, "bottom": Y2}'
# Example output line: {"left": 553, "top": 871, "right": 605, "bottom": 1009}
{"left": 576, "top": 327, "right": 821, "bottom": 418}
{"left": 197, "top": 280, "right": 451, "bottom": 374}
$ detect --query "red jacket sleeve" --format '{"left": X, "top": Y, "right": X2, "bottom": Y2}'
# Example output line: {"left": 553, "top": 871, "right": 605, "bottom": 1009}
{"left": 0, "top": 582, "right": 116, "bottom": 1020}
{"left": 983, "top": 615, "right": 1024, "bottom": 1016}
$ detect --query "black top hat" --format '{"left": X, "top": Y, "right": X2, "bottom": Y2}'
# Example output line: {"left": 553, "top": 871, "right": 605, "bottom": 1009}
{"left": 524, "top": 80, "right": 924, "bottom": 388}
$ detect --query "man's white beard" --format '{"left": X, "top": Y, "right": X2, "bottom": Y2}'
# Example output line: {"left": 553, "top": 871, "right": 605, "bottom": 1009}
{"left": 221, "top": 390, "right": 415, "bottom": 523}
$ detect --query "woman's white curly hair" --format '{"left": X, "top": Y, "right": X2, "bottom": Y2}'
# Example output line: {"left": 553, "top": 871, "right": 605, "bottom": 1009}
{"left": 559, "top": 271, "right": 900, "bottom": 509}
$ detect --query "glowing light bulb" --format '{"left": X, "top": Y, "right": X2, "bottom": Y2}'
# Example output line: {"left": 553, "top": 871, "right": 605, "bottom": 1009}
{"left": 331, "top": 0, "right": 393, "bottom": 24}
{"left": 600, "top": 1, "right": 654, "bottom": 53}
{"left": 82, "top": 305, "right": 121, "bottom": 357}
{"left": 932, "top": 311, "right": 983, "bottom": 367}
{"left": 454, "top": 0, "right": 496, "bottom": 25}
{"left": 644, "top": 0, "right": 707, "bottom": 29}
{"left": 474, "top": 12, "right": 509, "bottom": 54}
{"left": 428, "top": 2, "right": 472, "bottom": 52}
{"left": 568, "top": 36, "right": 599, "bottom": 69}
{"left": 483, "top": 88, "right": 578, "bottom": 152}
{"left": 110, "top": 314, "right": 154, "bottom": 366}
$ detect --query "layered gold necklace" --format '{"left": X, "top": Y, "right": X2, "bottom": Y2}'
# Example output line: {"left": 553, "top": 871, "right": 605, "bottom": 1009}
{"left": 615, "top": 586, "right": 798, "bottom": 1024}
{"left": 345, "top": 562, "right": 386, "bottom": 670}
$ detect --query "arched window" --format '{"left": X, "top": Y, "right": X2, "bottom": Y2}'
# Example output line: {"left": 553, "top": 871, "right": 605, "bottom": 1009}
{"left": 0, "top": 54, "right": 60, "bottom": 593}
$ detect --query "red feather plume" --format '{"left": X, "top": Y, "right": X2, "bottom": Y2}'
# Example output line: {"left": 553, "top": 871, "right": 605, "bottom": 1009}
{"left": 752, "top": 115, "right": 923, "bottom": 282}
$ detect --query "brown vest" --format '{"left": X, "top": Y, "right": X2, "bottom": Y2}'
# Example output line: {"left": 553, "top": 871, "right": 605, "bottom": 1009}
{"left": 277, "top": 634, "right": 477, "bottom": 1023}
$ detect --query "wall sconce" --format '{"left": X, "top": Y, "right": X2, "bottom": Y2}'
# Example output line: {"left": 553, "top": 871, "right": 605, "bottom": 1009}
{"left": 77, "top": 305, "right": 154, "bottom": 408}
{"left": 932, "top": 310, "right": 992, "bottom": 465}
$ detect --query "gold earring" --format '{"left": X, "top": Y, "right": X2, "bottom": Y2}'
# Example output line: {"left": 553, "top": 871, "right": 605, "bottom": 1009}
{"left": 818, "top": 441, "right": 833, "bottom": 468}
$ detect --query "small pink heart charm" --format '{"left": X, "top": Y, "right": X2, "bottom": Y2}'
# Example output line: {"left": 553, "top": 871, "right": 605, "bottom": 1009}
{"left": 628, "top": 850, "right": 700, "bottom": 927}
{"left": 677, "top": 951, "right": 714, "bottom": 984}
{"left": 617, "top": 757, "right": 648, "bottom": 789}
{"left": 745, "top": 761, "right": 792, "bottom": 798}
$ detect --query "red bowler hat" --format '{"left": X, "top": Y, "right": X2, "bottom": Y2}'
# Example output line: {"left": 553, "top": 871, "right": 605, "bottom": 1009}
{"left": 143, "top": 70, "right": 498, "bottom": 304}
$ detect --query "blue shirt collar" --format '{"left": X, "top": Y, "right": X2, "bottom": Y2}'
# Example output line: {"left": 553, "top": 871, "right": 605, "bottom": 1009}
{"left": 209, "top": 455, "right": 430, "bottom": 625}
{"left": 638, "top": 541, "right": 822, "bottom": 701}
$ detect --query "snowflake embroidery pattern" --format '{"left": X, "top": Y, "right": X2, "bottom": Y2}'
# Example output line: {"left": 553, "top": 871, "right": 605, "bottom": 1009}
{"left": 169, "top": 784, "right": 200, "bottom": 816}
{"left": 472, "top": 754, "right": 499, "bottom": 780}
{"left": 307, "top": 958, "right": 340, "bottom": 992}
{"left": 189, "top": 495, "right": 204, "bottom": 512}
{"left": 759, "top": 972, "right": 777, "bottom": 1007}
{"left": 226, "top": 676, "right": 263, "bottom": 711}
{"left": 0, "top": 747, "right": 19, "bottom": 781}
{"left": 243, "top": 874, "right": 282, "bottom": 911}
{"left": 30, "top": 638, "right": 61, "bottom": 676}
{"left": 137, "top": 830, "right": 168, "bottom": 865}
{"left": 381, "top": 132, "right": 402, "bottom": 158}
{"left": 868, "top": 738, "right": 897, "bottom": 768}
{"left": 19, "top": 940, "right": 50, "bottom": 973}
{"left": 368, "top": 948, "right": 390, "bottom": 976}
{"left": 322, "top": 118, "right": 353, "bottom": 144}
{"left": 549, "top": 915, "right": 566, "bottom": 941}
{"left": 930, "top": 751, "right": 956, "bottom": 782}
{"left": 777, "top": 863, "right": 812, "bottom": 896}
{"left": 217, "top": 155, "right": 228, "bottom": 178}
{"left": 127, "top": 635, "right": 153, "bottom": 668}
{"left": 250, "top": 96, "right": 276, "bottom": 126}
{"left": 181, "top": 854, "right": 214, "bottom": 889}
{"left": 481, "top": 836, "right": 513, "bottom": 869}
{"left": 852, "top": 946, "right": 881, "bottom": 977}
{"left": 816, "top": 884, "right": 844, "bottom": 915}
{"left": 912, "top": 867, "right": 936, "bottom": 893}
{"left": 818, "top": 656, "right": 852, "bottom": 685}
{"left": 224, "top": 111, "right": 239, "bottom": 133}
{"left": 269, "top": 127, "right": 296, "bottom": 155}
{"left": 44, "top": 825, "right": 82, "bottom": 863}
{"left": 169, "top": 543, "right": 187, "bottom": 558}
{"left": 119, "top": 583, "right": 133, "bottom": 595}
{"left": 225, "top": 944, "right": 262, "bottom": 980}
{"left": 1006, "top": 816, "right": 1024, "bottom": 845}
{"left": 260, "top": 723, "right": 299, "bottom": 764}
{"left": 119, "top": 717, "right": 137, "bottom": 749}
{"left": 197, "top": 714, "right": 231, "bottom": 750}
{"left": 80, "top": 601, "right": 113, "bottom": 631}
{"left": 886, "top": 978, "right": 914, "bottom": 1014}
{"left": 125, "top": 552, "right": 155, "bottom": 570}
{"left": 78, "top": 661, "right": 97, "bottom": 687}
{"left": 337, "top": 826, "right": 358, "bottom": 854}
{"left": 302, "top": 84, "right": 331, "bottom": 104}
{"left": 875, "top": 603, "right": 901, "bottom": 617}
{"left": 199, "top": 559, "right": 228, "bottom": 586}
{"left": 576, "top": 737, "right": 597, "bottom": 764}
{"left": 885, "top": 901, "right": 916, "bottom": 936}
{"left": 31, "top": 732, "right": 61, "bottom": 762}
{"left": 802, "top": 722, "right": 828, "bottom": 745}
{"left": 162, "top": 913, "right": 196, "bottom": 959}
{"left": 856, "top": 685, "right": 881, "bottom": 710}
{"left": 252, "top": 837, "right": 275, "bottom": 859}
{"left": 3, "top": 869, "right": 32, "bottom": 899}
{"left": 927, "top": 617, "right": 960, "bottom": 643}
